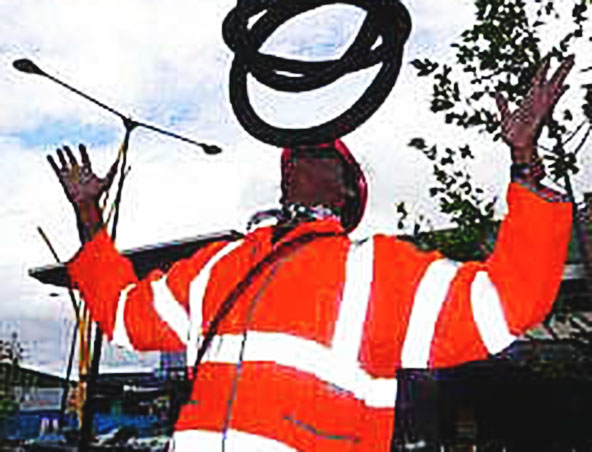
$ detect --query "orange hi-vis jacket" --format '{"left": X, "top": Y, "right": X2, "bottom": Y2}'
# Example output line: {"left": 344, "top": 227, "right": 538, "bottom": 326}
{"left": 68, "top": 183, "right": 572, "bottom": 451}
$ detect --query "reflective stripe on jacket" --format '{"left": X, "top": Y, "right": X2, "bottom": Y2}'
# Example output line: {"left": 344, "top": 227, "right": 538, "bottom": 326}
{"left": 68, "top": 183, "right": 572, "bottom": 451}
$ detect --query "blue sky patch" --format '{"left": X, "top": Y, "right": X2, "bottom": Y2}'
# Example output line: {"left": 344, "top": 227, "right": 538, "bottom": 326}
{"left": 16, "top": 119, "right": 120, "bottom": 148}
{"left": 141, "top": 100, "right": 197, "bottom": 127}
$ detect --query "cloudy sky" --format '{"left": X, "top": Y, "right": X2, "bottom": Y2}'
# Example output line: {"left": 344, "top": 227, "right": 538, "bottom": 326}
{"left": 0, "top": 0, "right": 590, "bottom": 377}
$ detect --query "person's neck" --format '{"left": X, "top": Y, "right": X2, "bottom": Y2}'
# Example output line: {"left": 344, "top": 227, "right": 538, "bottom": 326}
{"left": 284, "top": 203, "right": 339, "bottom": 222}
{"left": 248, "top": 203, "right": 340, "bottom": 233}
{"left": 274, "top": 204, "right": 340, "bottom": 243}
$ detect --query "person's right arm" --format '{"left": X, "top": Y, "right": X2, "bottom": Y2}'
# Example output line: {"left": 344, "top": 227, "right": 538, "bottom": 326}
{"left": 47, "top": 144, "right": 238, "bottom": 354}
{"left": 362, "top": 56, "right": 576, "bottom": 377}
{"left": 67, "top": 229, "right": 235, "bottom": 353}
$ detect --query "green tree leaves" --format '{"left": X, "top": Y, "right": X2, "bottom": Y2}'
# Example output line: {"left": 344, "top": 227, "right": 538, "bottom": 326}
{"left": 400, "top": 0, "right": 591, "bottom": 262}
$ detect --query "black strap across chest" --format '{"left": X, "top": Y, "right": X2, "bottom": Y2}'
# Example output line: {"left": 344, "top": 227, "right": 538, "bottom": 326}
{"left": 193, "top": 228, "right": 345, "bottom": 375}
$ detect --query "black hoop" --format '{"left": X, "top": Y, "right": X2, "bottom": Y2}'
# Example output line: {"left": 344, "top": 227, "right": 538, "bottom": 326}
{"left": 223, "top": 0, "right": 412, "bottom": 147}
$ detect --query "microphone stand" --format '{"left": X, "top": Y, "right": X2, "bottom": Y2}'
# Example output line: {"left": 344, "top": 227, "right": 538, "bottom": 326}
{"left": 12, "top": 58, "right": 222, "bottom": 447}
{"left": 78, "top": 120, "right": 134, "bottom": 450}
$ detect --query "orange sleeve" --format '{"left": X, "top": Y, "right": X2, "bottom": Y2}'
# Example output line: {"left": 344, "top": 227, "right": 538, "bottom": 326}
{"left": 365, "top": 183, "right": 573, "bottom": 372}
{"left": 67, "top": 229, "right": 137, "bottom": 339}
{"left": 487, "top": 182, "right": 573, "bottom": 334}
{"left": 429, "top": 183, "right": 572, "bottom": 368}
{"left": 67, "top": 229, "right": 232, "bottom": 350}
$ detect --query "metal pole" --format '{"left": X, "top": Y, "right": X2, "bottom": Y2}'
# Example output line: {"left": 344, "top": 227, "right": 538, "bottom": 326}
{"left": 59, "top": 322, "right": 78, "bottom": 427}
{"left": 78, "top": 323, "right": 102, "bottom": 448}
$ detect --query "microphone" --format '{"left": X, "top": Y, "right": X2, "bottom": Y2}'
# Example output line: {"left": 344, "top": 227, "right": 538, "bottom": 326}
{"left": 13, "top": 59, "right": 46, "bottom": 76}
{"left": 13, "top": 58, "right": 222, "bottom": 155}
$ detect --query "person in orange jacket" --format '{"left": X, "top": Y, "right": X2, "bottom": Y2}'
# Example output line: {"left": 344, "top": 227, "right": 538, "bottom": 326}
{"left": 48, "top": 56, "right": 574, "bottom": 451}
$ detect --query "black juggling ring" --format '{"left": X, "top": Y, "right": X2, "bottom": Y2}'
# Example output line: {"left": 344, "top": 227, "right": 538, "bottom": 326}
{"left": 222, "top": 0, "right": 412, "bottom": 147}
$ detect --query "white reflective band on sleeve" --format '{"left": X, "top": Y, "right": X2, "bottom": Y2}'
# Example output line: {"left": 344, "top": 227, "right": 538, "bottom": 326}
{"left": 172, "top": 428, "right": 298, "bottom": 452}
{"left": 203, "top": 331, "right": 397, "bottom": 408}
{"left": 152, "top": 278, "right": 190, "bottom": 345}
{"left": 363, "top": 377, "right": 398, "bottom": 408}
{"left": 331, "top": 239, "right": 374, "bottom": 364}
{"left": 401, "top": 259, "right": 459, "bottom": 368}
{"left": 471, "top": 271, "right": 516, "bottom": 354}
{"left": 112, "top": 284, "right": 134, "bottom": 350}
{"left": 187, "top": 240, "right": 243, "bottom": 366}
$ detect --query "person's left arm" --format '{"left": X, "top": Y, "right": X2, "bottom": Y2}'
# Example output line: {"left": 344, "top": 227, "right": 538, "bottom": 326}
{"left": 374, "top": 57, "right": 576, "bottom": 371}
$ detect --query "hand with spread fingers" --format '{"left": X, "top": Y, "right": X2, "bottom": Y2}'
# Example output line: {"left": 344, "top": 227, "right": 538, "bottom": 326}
{"left": 47, "top": 144, "right": 118, "bottom": 206}
{"left": 495, "top": 55, "right": 575, "bottom": 165}
{"left": 47, "top": 144, "right": 119, "bottom": 242}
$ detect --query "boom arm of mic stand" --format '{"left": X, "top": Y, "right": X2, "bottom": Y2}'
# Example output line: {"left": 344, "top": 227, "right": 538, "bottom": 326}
{"left": 13, "top": 58, "right": 222, "bottom": 155}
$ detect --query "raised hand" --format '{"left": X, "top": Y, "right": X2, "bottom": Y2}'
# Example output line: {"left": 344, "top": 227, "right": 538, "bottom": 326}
{"left": 47, "top": 144, "right": 118, "bottom": 207}
{"left": 495, "top": 55, "right": 575, "bottom": 164}
{"left": 47, "top": 144, "right": 119, "bottom": 242}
